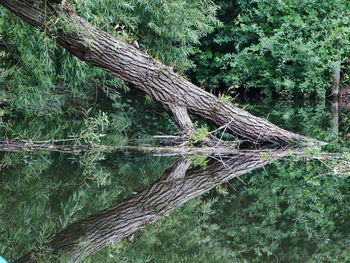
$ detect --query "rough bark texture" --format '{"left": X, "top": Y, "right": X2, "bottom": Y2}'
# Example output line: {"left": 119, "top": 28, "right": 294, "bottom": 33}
{"left": 14, "top": 149, "right": 290, "bottom": 262}
{"left": 0, "top": 0, "right": 313, "bottom": 144}
{"left": 332, "top": 58, "right": 341, "bottom": 96}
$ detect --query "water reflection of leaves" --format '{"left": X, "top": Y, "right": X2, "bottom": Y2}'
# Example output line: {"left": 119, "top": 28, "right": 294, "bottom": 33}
{"left": 2, "top": 147, "right": 350, "bottom": 263}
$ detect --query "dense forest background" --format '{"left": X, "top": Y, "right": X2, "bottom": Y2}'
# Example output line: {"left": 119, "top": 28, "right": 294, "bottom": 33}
{"left": 1, "top": 0, "right": 350, "bottom": 262}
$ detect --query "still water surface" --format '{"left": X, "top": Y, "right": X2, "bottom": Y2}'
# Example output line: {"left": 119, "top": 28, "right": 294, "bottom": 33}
{"left": 1, "top": 101, "right": 349, "bottom": 262}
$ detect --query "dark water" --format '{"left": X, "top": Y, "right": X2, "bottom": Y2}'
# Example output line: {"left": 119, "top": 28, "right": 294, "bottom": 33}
{"left": 1, "top": 101, "right": 349, "bottom": 262}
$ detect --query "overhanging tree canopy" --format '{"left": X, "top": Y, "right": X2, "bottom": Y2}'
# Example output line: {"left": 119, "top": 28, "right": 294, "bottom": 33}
{"left": 0, "top": 0, "right": 316, "bottom": 145}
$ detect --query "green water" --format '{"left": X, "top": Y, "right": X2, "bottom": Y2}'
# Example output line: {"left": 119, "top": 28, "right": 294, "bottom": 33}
{"left": 1, "top": 101, "right": 349, "bottom": 262}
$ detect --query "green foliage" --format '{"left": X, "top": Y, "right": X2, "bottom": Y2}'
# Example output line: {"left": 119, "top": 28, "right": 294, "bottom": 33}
{"left": 187, "top": 125, "right": 210, "bottom": 145}
{"left": 0, "top": 10, "right": 122, "bottom": 116}
{"left": 189, "top": 0, "right": 350, "bottom": 99}
{"left": 80, "top": 110, "right": 109, "bottom": 146}
{"left": 218, "top": 91, "right": 236, "bottom": 105}
{"left": 69, "top": 0, "right": 220, "bottom": 70}
{"left": 144, "top": 95, "right": 152, "bottom": 105}
{"left": 245, "top": 100, "right": 332, "bottom": 142}
{"left": 0, "top": 0, "right": 219, "bottom": 107}
{"left": 0, "top": 0, "right": 219, "bottom": 142}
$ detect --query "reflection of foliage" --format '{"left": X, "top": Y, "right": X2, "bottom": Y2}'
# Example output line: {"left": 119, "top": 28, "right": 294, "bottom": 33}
{"left": 0, "top": 152, "right": 174, "bottom": 261}
{"left": 88, "top": 198, "right": 232, "bottom": 263}
{"left": 189, "top": 154, "right": 208, "bottom": 168}
{"left": 1, "top": 149, "right": 350, "bottom": 262}
{"left": 259, "top": 152, "right": 272, "bottom": 162}
{"left": 79, "top": 151, "right": 111, "bottom": 186}
{"left": 308, "top": 152, "right": 350, "bottom": 177}
{"left": 81, "top": 153, "right": 350, "bottom": 263}
{"left": 337, "top": 108, "right": 350, "bottom": 147}
{"left": 211, "top": 157, "right": 350, "bottom": 262}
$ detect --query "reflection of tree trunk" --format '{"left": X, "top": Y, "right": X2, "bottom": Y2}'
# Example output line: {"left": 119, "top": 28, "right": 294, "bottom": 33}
{"left": 0, "top": 0, "right": 313, "bottom": 145}
{"left": 331, "top": 101, "right": 339, "bottom": 136}
{"left": 14, "top": 150, "right": 290, "bottom": 262}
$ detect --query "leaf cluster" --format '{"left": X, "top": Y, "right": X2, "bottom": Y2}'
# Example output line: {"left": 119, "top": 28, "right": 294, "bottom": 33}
{"left": 189, "top": 0, "right": 350, "bottom": 99}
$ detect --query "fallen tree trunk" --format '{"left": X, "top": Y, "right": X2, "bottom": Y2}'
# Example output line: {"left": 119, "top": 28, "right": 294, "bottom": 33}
{"left": 0, "top": 0, "right": 313, "bottom": 144}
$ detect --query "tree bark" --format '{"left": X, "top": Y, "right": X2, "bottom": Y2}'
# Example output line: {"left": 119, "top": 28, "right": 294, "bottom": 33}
{"left": 14, "top": 149, "right": 291, "bottom": 262}
{"left": 332, "top": 58, "right": 341, "bottom": 97}
{"left": 0, "top": 0, "right": 314, "bottom": 144}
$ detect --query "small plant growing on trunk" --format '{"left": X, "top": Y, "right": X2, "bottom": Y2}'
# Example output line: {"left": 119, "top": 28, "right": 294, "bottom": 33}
{"left": 187, "top": 126, "right": 209, "bottom": 146}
